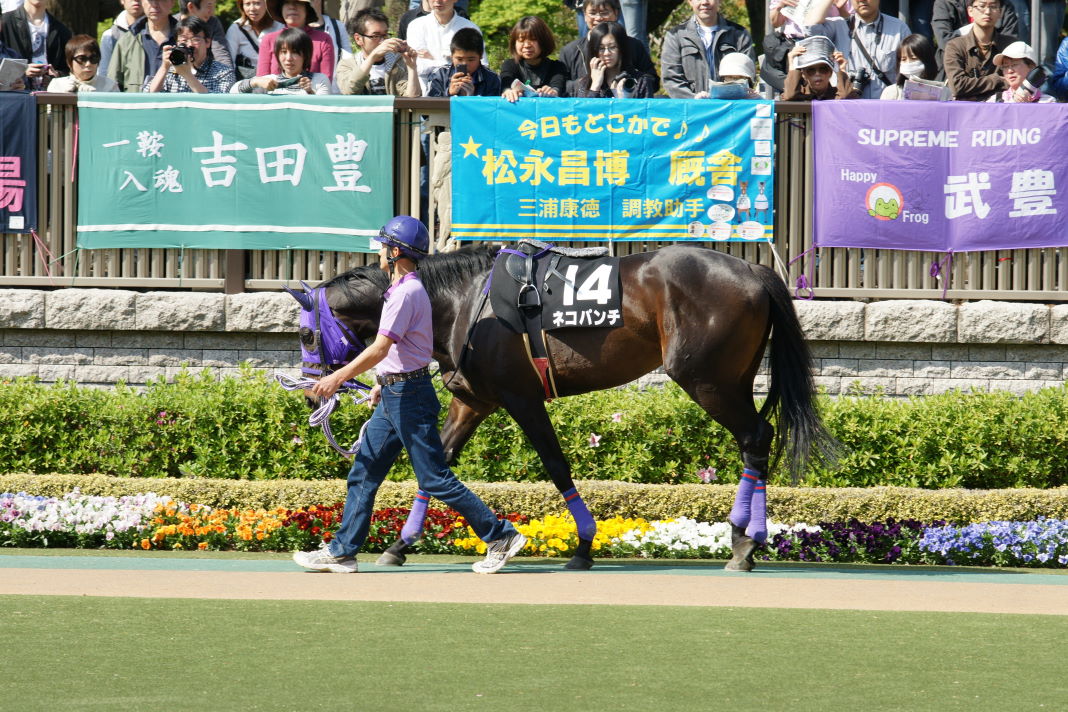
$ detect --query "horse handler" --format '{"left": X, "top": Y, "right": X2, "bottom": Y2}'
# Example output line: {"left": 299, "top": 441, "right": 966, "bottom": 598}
{"left": 293, "top": 216, "right": 527, "bottom": 574}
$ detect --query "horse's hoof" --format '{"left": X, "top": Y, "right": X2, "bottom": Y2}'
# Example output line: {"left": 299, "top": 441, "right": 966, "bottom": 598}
{"left": 724, "top": 556, "right": 754, "bottom": 572}
{"left": 375, "top": 550, "right": 406, "bottom": 566}
{"left": 564, "top": 555, "right": 594, "bottom": 570}
{"left": 729, "top": 523, "right": 759, "bottom": 572}
{"left": 375, "top": 540, "right": 409, "bottom": 566}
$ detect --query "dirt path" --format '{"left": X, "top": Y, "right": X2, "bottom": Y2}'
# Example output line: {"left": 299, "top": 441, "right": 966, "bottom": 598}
{"left": 3, "top": 556, "right": 1067, "bottom": 615}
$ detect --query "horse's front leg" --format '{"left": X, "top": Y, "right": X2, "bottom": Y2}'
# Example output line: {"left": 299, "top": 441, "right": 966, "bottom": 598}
{"left": 376, "top": 393, "right": 498, "bottom": 566}
{"left": 501, "top": 396, "right": 596, "bottom": 571}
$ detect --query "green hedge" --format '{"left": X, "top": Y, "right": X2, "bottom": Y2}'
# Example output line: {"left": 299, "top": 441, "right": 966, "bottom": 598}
{"left": 4, "top": 474, "right": 1067, "bottom": 525}
{"left": 2, "top": 371, "right": 1068, "bottom": 488}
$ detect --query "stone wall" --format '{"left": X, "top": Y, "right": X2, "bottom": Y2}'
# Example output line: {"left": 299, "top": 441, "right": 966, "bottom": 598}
{"left": 2, "top": 289, "right": 1068, "bottom": 395}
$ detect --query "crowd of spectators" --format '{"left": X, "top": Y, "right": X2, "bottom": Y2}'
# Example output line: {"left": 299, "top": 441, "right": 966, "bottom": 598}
{"left": 0, "top": 0, "right": 1065, "bottom": 102}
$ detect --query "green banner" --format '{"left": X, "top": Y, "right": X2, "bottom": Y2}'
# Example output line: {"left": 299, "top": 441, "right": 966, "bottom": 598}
{"left": 76, "top": 94, "right": 394, "bottom": 251}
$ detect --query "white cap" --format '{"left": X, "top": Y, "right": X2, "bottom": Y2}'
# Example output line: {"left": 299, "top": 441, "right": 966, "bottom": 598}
{"left": 718, "top": 52, "right": 756, "bottom": 81}
{"left": 794, "top": 35, "right": 835, "bottom": 70}
{"left": 993, "top": 41, "right": 1037, "bottom": 66}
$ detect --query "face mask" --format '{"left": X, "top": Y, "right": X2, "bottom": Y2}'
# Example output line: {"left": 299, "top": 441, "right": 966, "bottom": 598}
{"left": 899, "top": 60, "right": 925, "bottom": 78}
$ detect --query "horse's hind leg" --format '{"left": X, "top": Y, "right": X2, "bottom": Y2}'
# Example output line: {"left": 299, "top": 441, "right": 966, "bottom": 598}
{"left": 376, "top": 395, "right": 497, "bottom": 567}
{"left": 672, "top": 374, "right": 773, "bottom": 572}
{"left": 500, "top": 395, "right": 597, "bottom": 570}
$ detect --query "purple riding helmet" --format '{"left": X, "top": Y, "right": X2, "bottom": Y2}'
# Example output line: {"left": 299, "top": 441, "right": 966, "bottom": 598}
{"left": 379, "top": 215, "right": 430, "bottom": 263}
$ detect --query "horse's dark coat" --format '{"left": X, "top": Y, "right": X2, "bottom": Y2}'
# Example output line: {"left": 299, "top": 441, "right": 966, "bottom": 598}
{"left": 314, "top": 244, "right": 834, "bottom": 566}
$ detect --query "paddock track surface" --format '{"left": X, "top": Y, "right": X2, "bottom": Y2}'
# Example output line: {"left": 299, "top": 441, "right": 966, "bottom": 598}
{"left": 2, "top": 554, "right": 1067, "bottom": 614}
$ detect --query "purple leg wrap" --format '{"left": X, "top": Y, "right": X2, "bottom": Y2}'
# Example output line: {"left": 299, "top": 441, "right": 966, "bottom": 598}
{"left": 729, "top": 468, "right": 761, "bottom": 528}
{"left": 563, "top": 487, "right": 597, "bottom": 542}
{"left": 400, "top": 489, "right": 430, "bottom": 545}
{"left": 745, "top": 480, "right": 768, "bottom": 544}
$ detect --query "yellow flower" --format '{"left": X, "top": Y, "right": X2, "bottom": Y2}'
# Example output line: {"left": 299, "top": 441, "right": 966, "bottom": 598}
{"left": 198, "top": 542, "right": 208, "bottom": 550}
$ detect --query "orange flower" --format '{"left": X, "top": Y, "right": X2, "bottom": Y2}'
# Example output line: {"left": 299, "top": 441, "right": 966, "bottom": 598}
{"left": 140, "top": 539, "right": 151, "bottom": 550}
{"left": 198, "top": 542, "right": 208, "bottom": 550}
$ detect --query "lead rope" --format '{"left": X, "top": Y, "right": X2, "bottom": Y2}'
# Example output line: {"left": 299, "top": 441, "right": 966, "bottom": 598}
{"left": 274, "top": 372, "right": 373, "bottom": 457}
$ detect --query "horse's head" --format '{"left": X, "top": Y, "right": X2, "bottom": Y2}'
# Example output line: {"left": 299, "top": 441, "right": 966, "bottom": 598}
{"left": 283, "top": 279, "right": 374, "bottom": 408}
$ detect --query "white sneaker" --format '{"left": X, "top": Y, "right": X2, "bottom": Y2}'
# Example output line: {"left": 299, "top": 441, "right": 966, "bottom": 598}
{"left": 292, "top": 543, "right": 358, "bottom": 573}
{"left": 471, "top": 532, "right": 527, "bottom": 574}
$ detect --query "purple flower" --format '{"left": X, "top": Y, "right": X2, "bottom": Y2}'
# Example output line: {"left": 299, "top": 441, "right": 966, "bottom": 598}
{"left": 588, "top": 433, "right": 601, "bottom": 448}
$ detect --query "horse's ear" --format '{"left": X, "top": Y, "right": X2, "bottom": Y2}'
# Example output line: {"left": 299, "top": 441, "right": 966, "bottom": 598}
{"left": 282, "top": 284, "right": 314, "bottom": 312}
{"left": 300, "top": 281, "right": 314, "bottom": 294}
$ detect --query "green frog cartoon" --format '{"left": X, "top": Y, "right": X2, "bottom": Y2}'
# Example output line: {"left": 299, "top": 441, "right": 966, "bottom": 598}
{"left": 869, "top": 197, "right": 901, "bottom": 220}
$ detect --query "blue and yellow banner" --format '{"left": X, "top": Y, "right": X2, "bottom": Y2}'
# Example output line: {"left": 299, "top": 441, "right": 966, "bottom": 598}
{"left": 76, "top": 94, "right": 394, "bottom": 251}
{"left": 451, "top": 98, "right": 774, "bottom": 243}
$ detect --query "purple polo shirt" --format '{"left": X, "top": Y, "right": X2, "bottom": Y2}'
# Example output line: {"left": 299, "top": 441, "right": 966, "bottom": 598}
{"left": 377, "top": 272, "right": 433, "bottom": 375}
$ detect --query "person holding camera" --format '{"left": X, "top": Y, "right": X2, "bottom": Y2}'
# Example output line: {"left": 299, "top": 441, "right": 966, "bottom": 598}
{"left": 782, "top": 35, "right": 859, "bottom": 99}
{"left": 145, "top": 15, "right": 234, "bottom": 93}
{"left": 574, "top": 21, "right": 655, "bottom": 97}
{"left": 942, "top": 0, "right": 1017, "bottom": 100}
{"left": 335, "top": 9, "right": 420, "bottom": 96}
{"left": 230, "top": 26, "right": 331, "bottom": 93}
{"left": 660, "top": 0, "right": 755, "bottom": 98}
{"left": 803, "top": 0, "right": 910, "bottom": 99}
{"left": 986, "top": 41, "right": 1054, "bottom": 101}
{"left": 226, "top": 0, "right": 283, "bottom": 80}
{"left": 559, "top": 0, "right": 658, "bottom": 97}
{"left": 424, "top": 26, "right": 499, "bottom": 96}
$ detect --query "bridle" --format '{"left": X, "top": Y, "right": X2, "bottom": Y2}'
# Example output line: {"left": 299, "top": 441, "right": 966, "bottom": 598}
{"left": 275, "top": 281, "right": 373, "bottom": 457}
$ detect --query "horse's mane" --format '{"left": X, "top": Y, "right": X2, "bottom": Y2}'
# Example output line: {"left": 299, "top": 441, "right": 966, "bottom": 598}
{"left": 325, "top": 244, "right": 499, "bottom": 307}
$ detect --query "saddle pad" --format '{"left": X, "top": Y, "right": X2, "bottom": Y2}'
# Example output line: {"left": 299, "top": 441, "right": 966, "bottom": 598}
{"left": 489, "top": 252, "right": 623, "bottom": 334}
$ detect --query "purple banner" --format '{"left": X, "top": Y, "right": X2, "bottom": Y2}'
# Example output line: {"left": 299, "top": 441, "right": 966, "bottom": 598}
{"left": 813, "top": 101, "right": 1067, "bottom": 252}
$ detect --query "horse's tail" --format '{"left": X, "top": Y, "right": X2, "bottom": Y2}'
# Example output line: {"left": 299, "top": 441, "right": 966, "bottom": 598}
{"left": 752, "top": 264, "right": 838, "bottom": 483}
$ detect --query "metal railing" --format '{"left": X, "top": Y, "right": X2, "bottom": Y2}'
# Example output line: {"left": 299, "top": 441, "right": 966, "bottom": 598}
{"left": 2, "top": 94, "right": 1066, "bottom": 300}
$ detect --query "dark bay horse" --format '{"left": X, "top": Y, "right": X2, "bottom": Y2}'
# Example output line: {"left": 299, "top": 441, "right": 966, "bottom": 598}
{"left": 290, "top": 244, "right": 833, "bottom": 571}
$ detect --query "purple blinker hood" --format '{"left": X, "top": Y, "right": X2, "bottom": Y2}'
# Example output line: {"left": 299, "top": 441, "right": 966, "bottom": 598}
{"left": 284, "top": 282, "right": 366, "bottom": 374}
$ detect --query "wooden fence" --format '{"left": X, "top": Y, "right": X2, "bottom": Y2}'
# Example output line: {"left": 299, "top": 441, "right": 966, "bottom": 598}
{"left": 2, "top": 94, "right": 1065, "bottom": 299}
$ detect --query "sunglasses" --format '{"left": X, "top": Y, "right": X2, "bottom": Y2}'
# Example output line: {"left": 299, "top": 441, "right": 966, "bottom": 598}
{"left": 72, "top": 55, "right": 101, "bottom": 65}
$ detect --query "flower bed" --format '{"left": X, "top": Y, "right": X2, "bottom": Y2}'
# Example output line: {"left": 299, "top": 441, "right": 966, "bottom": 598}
{"left": 3, "top": 490, "right": 1067, "bottom": 568}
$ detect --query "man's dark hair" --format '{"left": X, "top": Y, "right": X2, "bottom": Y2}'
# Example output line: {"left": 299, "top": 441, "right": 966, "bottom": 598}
{"left": 177, "top": 15, "right": 210, "bottom": 39}
{"left": 275, "top": 27, "right": 313, "bottom": 72}
{"left": 450, "top": 27, "right": 483, "bottom": 56}
{"left": 348, "top": 9, "right": 389, "bottom": 38}
{"left": 584, "top": 0, "right": 622, "bottom": 15}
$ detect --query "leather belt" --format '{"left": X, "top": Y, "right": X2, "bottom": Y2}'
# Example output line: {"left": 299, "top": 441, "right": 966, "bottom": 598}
{"left": 376, "top": 366, "right": 430, "bottom": 386}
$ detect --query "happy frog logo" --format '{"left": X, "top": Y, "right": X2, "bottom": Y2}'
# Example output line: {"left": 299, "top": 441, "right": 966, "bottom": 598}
{"left": 865, "top": 183, "right": 904, "bottom": 221}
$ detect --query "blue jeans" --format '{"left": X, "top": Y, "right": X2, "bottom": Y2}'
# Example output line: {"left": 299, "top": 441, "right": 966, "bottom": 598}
{"left": 328, "top": 373, "right": 516, "bottom": 556}
{"left": 620, "top": 0, "right": 648, "bottom": 49}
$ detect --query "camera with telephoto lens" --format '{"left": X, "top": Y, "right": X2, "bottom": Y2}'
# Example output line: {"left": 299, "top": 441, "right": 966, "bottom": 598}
{"left": 170, "top": 45, "right": 191, "bottom": 66}
{"left": 614, "top": 71, "right": 637, "bottom": 98}
{"left": 849, "top": 67, "right": 870, "bottom": 90}
{"left": 1022, "top": 66, "right": 1047, "bottom": 97}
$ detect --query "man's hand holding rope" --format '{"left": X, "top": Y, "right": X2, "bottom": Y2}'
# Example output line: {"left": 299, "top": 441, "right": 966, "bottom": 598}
{"left": 311, "top": 333, "right": 394, "bottom": 400}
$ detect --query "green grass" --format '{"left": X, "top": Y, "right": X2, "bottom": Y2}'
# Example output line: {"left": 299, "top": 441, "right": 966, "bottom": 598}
{"left": 3, "top": 595, "right": 1067, "bottom": 711}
